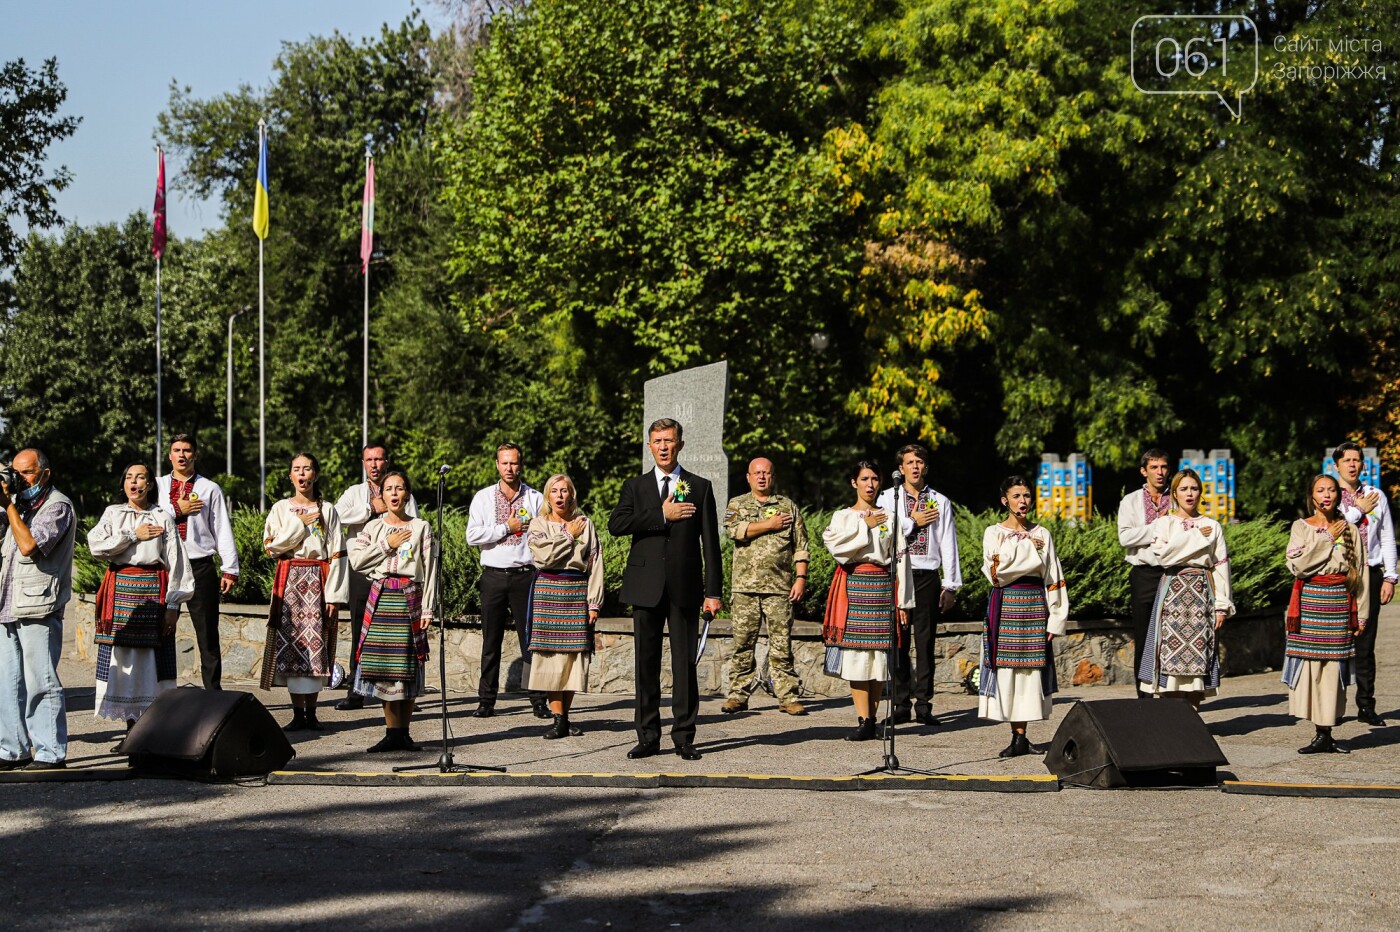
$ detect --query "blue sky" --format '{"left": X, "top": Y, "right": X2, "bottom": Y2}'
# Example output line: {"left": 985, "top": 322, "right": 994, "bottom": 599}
{"left": 3, "top": 1, "right": 444, "bottom": 239}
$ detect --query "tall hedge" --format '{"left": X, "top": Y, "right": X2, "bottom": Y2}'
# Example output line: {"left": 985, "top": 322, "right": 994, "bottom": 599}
{"left": 73, "top": 505, "right": 1292, "bottom": 622}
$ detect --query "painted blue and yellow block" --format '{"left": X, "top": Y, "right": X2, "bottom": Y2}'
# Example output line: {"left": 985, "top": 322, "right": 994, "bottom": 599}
{"left": 1179, "top": 448, "right": 1236, "bottom": 522}
{"left": 1037, "top": 453, "right": 1092, "bottom": 521}
{"left": 1322, "top": 445, "right": 1382, "bottom": 490}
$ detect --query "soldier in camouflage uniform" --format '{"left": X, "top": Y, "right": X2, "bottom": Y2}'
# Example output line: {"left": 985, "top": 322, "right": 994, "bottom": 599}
{"left": 722, "top": 458, "right": 810, "bottom": 715}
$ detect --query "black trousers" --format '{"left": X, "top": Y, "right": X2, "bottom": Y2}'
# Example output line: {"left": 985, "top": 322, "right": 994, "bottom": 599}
{"left": 344, "top": 570, "right": 372, "bottom": 685}
{"left": 185, "top": 557, "right": 223, "bottom": 690}
{"left": 632, "top": 596, "right": 700, "bottom": 747}
{"left": 893, "top": 570, "right": 941, "bottom": 709}
{"left": 478, "top": 566, "right": 538, "bottom": 701}
{"left": 1355, "top": 564, "right": 1385, "bottom": 711}
{"left": 1129, "top": 564, "right": 1165, "bottom": 696}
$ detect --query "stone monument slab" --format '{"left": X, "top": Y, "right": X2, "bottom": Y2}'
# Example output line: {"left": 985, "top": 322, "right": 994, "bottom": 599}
{"left": 642, "top": 361, "right": 729, "bottom": 523}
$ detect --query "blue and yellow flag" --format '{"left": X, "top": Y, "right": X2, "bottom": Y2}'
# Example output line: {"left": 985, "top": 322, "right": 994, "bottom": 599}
{"left": 252, "top": 127, "right": 269, "bottom": 240}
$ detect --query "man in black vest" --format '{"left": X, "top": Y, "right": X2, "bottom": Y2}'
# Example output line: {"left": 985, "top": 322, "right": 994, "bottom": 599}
{"left": 608, "top": 418, "right": 723, "bottom": 761}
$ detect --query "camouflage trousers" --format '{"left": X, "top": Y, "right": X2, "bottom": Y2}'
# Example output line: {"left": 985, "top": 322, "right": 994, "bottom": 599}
{"left": 727, "top": 592, "right": 799, "bottom": 703}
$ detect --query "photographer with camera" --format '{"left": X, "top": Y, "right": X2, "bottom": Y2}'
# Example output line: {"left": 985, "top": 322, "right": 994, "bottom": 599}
{"left": 0, "top": 449, "right": 76, "bottom": 770}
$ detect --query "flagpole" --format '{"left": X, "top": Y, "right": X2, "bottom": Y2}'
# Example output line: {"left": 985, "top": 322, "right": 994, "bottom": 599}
{"left": 153, "top": 145, "right": 166, "bottom": 476}
{"left": 362, "top": 148, "right": 370, "bottom": 456}
{"left": 155, "top": 254, "right": 162, "bottom": 474}
{"left": 257, "top": 119, "right": 267, "bottom": 512}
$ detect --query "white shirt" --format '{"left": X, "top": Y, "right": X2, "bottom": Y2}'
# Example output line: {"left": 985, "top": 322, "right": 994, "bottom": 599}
{"left": 874, "top": 485, "right": 962, "bottom": 589}
{"left": 1339, "top": 482, "right": 1399, "bottom": 580}
{"left": 465, "top": 481, "right": 544, "bottom": 568}
{"left": 155, "top": 474, "right": 240, "bottom": 576}
{"left": 654, "top": 464, "right": 683, "bottom": 499}
{"left": 1117, "top": 486, "right": 1170, "bottom": 568}
{"left": 334, "top": 480, "right": 418, "bottom": 539}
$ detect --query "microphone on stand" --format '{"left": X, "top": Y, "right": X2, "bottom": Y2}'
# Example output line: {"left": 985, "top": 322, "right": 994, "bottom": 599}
{"left": 438, "top": 464, "right": 452, "bottom": 476}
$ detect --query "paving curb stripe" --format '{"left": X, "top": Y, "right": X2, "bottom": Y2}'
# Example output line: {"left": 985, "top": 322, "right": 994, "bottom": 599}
{"left": 265, "top": 770, "right": 1060, "bottom": 792}
{"left": 1221, "top": 779, "right": 1400, "bottom": 799}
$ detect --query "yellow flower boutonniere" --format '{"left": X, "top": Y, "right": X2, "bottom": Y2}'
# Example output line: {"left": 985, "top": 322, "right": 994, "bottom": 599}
{"left": 674, "top": 480, "right": 692, "bottom": 502}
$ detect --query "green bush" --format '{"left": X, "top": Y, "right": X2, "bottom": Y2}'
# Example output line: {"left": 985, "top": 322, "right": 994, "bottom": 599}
{"left": 71, "top": 504, "right": 1291, "bottom": 620}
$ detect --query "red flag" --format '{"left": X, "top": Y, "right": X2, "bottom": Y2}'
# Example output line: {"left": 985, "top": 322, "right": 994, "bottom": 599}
{"left": 360, "top": 156, "right": 375, "bottom": 273}
{"left": 152, "top": 148, "right": 167, "bottom": 260}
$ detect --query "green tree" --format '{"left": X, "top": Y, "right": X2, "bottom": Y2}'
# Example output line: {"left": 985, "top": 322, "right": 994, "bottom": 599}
{"left": 0, "top": 215, "right": 228, "bottom": 512}
{"left": 437, "top": 0, "right": 874, "bottom": 505}
{"left": 0, "top": 57, "right": 80, "bottom": 273}
{"left": 158, "top": 17, "right": 446, "bottom": 495}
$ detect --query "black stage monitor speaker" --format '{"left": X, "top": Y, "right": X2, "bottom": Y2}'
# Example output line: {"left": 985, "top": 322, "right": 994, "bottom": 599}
{"left": 1044, "top": 699, "right": 1227, "bottom": 788}
{"left": 117, "top": 687, "right": 295, "bottom": 779}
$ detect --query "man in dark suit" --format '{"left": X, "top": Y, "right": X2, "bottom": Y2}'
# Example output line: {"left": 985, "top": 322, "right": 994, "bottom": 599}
{"left": 608, "top": 418, "right": 724, "bottom": 761}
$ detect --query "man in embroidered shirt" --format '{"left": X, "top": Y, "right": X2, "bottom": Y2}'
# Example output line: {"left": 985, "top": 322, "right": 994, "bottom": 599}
{"left": 1117, "top": 447, "right": 1171, "bottom": 698}
{"left": 465, "top": 442, "right": 546, "bottom": 719}
{"left": 875, "top": 443, "right": 961, "bottom": 726}
{"left": 333, "top": 442, "right": 418, "bottom": 710}
{"left": 156, "top": 434, "right": 239, "bottom": 690}
{"left": 1333, "top": 441, "right": 1397, "bottom": 726}
{"left": 0, "top": 449, "right": 77, "bottom": 769}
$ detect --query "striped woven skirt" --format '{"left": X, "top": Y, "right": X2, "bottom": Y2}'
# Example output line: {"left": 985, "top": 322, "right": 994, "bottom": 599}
{"left": 354, "top": 576, "right": 428, "bottom": 698}
{"left": 527, "top": 571, "right": 591, "bottom": 654}
{"left": 1139, "top": 566, "right": 1219, "bottom": 693}
{"left": 978, "top": 579, "right": 1056, "bottom": 705}
{"left": 829, "top": 567, "right": 895, "bottom": 652}
{"left": 95, "top": 567, "right": 176, "bottom": 722}
{"left": 1282, "top": 577, "right": 1355, "bottom": 693}
{"left": 97, "top": 566, "right": 165, "bottom": 648}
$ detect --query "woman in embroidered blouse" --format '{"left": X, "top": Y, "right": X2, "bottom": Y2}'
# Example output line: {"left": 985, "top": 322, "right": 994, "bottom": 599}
{"left": 1284, "top": 474, "right": 1369, "bottom": 754}
{"left": 525, "top": 474, "right": 604, "bottom": 740}
{"left": 978, "top": 476, "right": 1067, "bottom": 757}
{"left": 87, "top": 464, "right": 194, "bottom": 727}
{"left": 261, "top": 453, "right": 349, "bottom": 732}
{"left": 821, "top": 460, "right": 914, "bottom": 742}
{"left": 348, "top": 468, "right": 438, "bottom": 753}
{"left": 1137, "top": 469, "right": 1233, "bottom": 708}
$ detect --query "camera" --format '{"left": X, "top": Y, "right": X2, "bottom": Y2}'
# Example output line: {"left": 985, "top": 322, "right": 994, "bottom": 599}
{"left": 0, "top": 456, "right": 21, "bottom": 495}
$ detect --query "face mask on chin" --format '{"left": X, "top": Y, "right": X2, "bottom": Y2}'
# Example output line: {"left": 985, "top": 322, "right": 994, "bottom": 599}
{"left": 16, "top": 480, "right": 48, "bottom": 506}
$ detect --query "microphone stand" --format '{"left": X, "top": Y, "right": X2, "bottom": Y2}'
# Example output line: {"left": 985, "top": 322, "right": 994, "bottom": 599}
{"left": 396, "top": 466, "right": 506, "bottom": 775}
{"left": 859, "top": 482, "right": 935, "bottom": 777}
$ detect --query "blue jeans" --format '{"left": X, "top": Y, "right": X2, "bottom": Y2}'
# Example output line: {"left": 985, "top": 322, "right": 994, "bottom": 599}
{"left": 0, "top": 615, "right": 68, "bottom": 763}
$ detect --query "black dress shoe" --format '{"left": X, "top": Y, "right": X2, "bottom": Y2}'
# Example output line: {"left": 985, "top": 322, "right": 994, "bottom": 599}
{"left": 473, "top": 702, "right": 496, "bottom": 719}
{"left": 845, "top": 717, "right": 878, "bottom": 742}
{"left": 0, "top": 757, "right": 34, "bottom": 771}
{"left": 1298, "top": 732, "right": 1344, "bottom": 754}
{"left": 335, "top": 695, "right": 364, "bottom": 711}
{"left": 915, "top": 705, "right": 939, "bottom": 727}
{"left": 998, "top": 733, "right": 1031, "bottom": 758}
{"left": 676, "top": 744, "right": 703, "bottom": 761}
{"left": 1358, "top": 708, "right": 1387, "bottom": 727}
{"left": 530, "top": 696, "right": 553, "bottom": 720}
{"left": 891, "top": 706, "right": 913, "bottom": 725}
{"left": 24, "top": 759, "right": 65, "bottom": 770}
{"left": 627, "top": 742, "right": 661, "bottom": 759}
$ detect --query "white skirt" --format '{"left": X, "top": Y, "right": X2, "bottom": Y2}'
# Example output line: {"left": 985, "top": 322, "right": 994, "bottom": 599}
{"left": 1139, "top": 674, "right": 1216, "bottom": 698}
{"left": 834, "top": 648, "right": 888, "bottom": 683}
{"left": 96, "top": 645, "right": 175, "bottom": 722}
{"left": 1289, "top": 659, "right": 1345, "bottom": 727}
{"left": 978, "top": 668, "right": 1051, "bottom": 723}
{"left": 527, "top": 651, "right": 589, "bottom": 693}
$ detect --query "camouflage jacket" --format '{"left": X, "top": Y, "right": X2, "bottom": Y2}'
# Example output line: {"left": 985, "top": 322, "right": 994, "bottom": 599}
{"left": 724, "top": 492, "right": 810, "bottom": 594}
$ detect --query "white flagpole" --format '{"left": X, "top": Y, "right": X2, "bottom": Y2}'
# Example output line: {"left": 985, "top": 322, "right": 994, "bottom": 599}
{"left": 258, "top": 119, "right": 267, "bottom": 512}
{"left": 155, "top": 254, "right": 162, "bottom": 474}
{"left": 362, "top": 148, "right": 370, "bottom": 457}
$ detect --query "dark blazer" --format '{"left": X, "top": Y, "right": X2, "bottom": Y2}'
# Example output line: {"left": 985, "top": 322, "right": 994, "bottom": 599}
{"left": 608, "top": 467, "right": 723, "bottom": 610}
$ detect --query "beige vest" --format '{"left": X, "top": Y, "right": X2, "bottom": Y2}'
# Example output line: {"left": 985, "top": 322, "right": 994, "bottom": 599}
{"left": 3, "top": 488, "right": 76, "bottom": 620}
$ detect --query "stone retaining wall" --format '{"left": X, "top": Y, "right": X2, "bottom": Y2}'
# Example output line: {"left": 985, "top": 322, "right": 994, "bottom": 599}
{"left": 64, "top": 598, "right": 1284, "bottom": 698}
